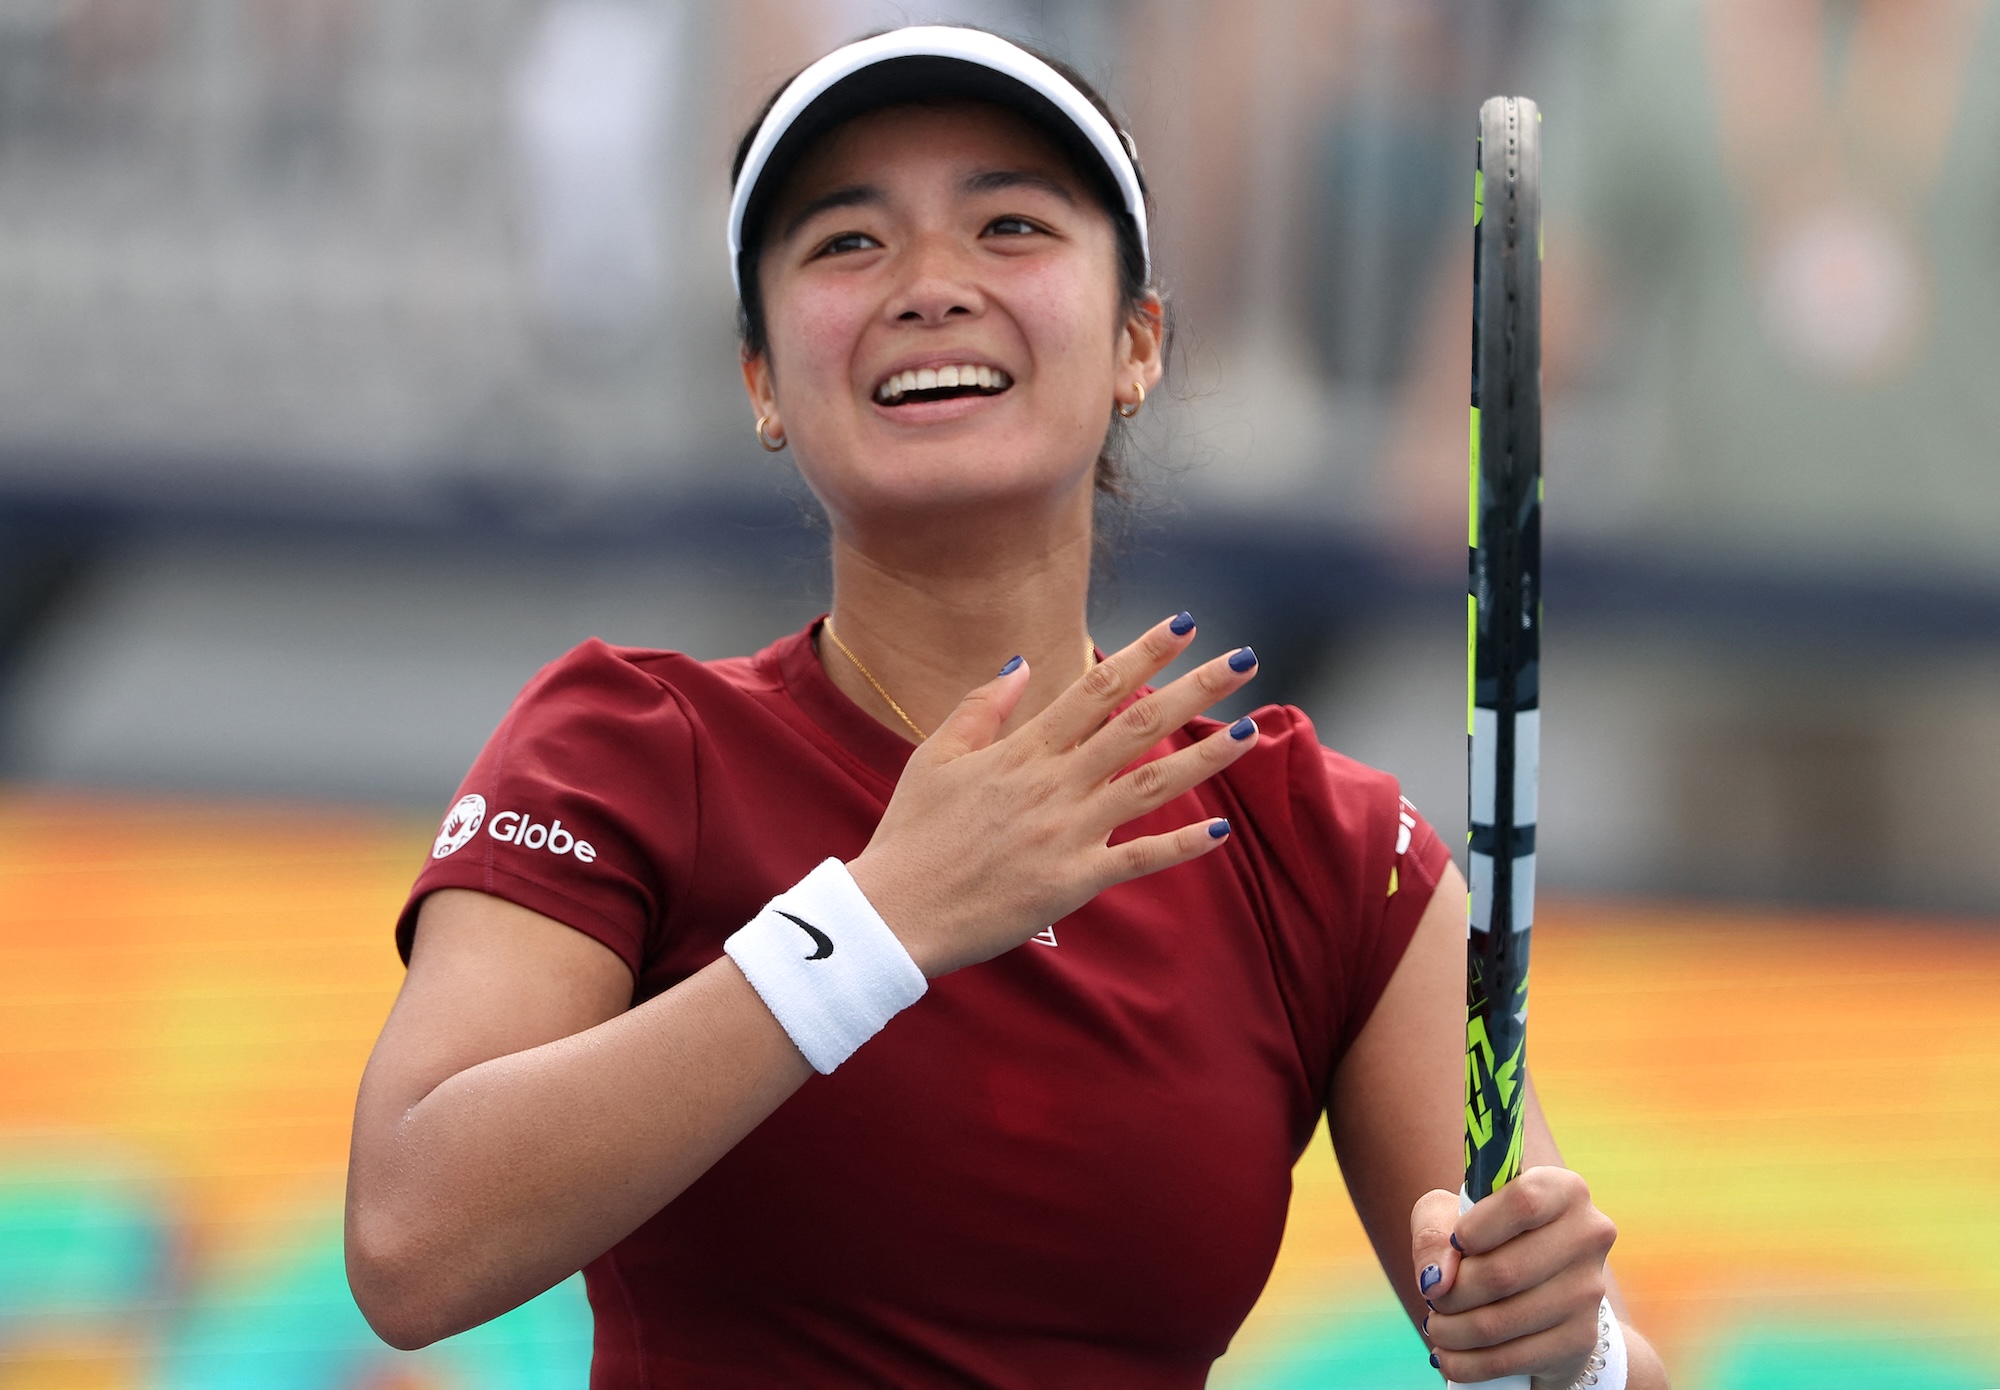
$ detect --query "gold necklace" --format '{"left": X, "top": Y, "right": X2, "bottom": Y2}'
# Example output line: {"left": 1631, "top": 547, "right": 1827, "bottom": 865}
{"left": 821, "top": 619, "right": 1096, "bottom": 743}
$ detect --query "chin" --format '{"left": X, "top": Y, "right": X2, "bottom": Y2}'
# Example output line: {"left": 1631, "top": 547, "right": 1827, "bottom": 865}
{"left": 814, "top": 428, "right": 1097, "bottom": 520}
{"left": 884, "top": 466, "right": 1084, "bottom": 515}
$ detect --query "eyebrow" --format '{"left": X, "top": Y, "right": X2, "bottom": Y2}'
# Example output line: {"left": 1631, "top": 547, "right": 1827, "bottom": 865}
{"left": 780, "top": 184, "right": 884, "bottom": 243}
{"left": 778, "top": 167, "right": 1081, "bottom": 244}
{"left": 961, "top": 169, "right": 1077, "bottom": 204}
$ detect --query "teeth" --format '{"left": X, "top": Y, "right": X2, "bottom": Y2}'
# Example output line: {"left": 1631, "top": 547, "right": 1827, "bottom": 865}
{"left": 873, "top": 364, "right": 1012, "bottom": 403}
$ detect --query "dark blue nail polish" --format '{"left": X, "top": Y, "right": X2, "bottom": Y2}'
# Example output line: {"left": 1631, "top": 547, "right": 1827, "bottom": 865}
{"left": 1169, "top": 610, "right": 1195, "bottom": 636}
{"left": 1450, "top": 1232, "right": 1463, "bottom": 1253}
{"left": 1229, "top": 716, "right": 1255, "bottom": 741}
{"left": 1419, "top": 1264, "right": 1442, "bottom": 1294}
{"left": 997, "top": 655, "right": 1023, "bottom": 677}
{"left": 1207, "top": 819, "right": 1230, "bottom": 840}
{"left": 1422, "top": 1312, "right": 1430, "bottom": 1335}
{"left": 1228, "top": 646, "right": 1257, "bottom": 672}
{"left": 1425, "top": 1298, "right": 1435, "bottom": 1313}
{"left": 1429, "top": 1353, "right": 1441, "bottom": 1369}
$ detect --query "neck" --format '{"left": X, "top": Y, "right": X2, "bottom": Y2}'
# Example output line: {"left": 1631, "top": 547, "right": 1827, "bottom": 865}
{"left": 821, "top": 487, "right": 1098, "bottom": 742}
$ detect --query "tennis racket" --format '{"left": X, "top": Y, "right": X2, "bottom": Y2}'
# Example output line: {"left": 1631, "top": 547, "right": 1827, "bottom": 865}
{"left": 1451, "top": 93, "right": 1542, "bottom": 1390}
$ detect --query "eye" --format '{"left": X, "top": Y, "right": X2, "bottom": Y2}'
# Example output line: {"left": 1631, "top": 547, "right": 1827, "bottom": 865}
{"left": 813, "top": 230, "right": 881, "bottom": 258}
{"left": 984, "top": 215, "right": 1046, "bottom": 238}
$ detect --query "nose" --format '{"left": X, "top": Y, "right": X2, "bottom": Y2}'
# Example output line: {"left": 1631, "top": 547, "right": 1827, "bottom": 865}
{"left": 885, "top": 231, "right": 983, "bottom": 326}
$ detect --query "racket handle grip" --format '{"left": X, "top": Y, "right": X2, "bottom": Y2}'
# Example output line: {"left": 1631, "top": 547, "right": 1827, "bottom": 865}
{"left": 1443, "top": 1187, "right": 1532, "bottom": 1390}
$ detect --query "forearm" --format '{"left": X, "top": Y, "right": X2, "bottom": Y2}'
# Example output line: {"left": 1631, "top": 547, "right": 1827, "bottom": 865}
{"left": 1612, "top": 1317, "right": 1670, "bottom": 1390}
{"left": 346, "top": 955, "right": 810, "bottom": 1347}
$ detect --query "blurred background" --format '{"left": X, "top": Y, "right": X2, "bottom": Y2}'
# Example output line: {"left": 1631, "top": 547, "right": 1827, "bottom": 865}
{"left": 1, "top": 0, "right": 1996, "bottom": 1386}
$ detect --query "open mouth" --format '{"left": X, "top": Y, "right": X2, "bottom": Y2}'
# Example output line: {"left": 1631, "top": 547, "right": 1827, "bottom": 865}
{"left": 873, "top": 363, "right": 1013, "bottom": 406}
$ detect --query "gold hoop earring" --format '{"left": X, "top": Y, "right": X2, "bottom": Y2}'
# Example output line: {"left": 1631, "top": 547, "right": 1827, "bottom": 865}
{"left": 1116, "top": 383, "right": 1145, "bottom": 419}
{"left": 755, "top": 414, "right": 787, "bottom": 452}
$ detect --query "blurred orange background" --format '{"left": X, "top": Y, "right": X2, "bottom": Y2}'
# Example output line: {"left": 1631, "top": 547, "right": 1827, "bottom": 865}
{"left": 5, "top": 789, "right": 1994, "bottom": 1389}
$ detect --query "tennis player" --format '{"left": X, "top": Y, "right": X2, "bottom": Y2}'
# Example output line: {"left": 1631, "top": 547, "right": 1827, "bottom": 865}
{"left": 346, "top": 27, "right": 1666, "bottom": 1389}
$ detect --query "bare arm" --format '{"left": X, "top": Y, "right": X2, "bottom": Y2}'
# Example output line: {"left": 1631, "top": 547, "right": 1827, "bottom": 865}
{"left": 345, "top": 889, "right": 811, "bottom": 1349}
{"left": 1328, "top": 862, "right": 1669, "bottom": 1387}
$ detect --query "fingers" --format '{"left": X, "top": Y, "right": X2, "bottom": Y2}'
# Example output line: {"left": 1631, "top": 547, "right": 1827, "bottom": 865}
{"left": 1417, "top": 1169, "right": 1617, "bottom": 1388}
{"left": 1429, "top": 1173, "right": 1614, "bottom": 1314}
{"left": 1033, "top": 612, "right": 1199, "bottom": 749}
{"left": 1427, "top": 1300, "right": 1601, "bottom": 1387}
{"left": 923, "top": 655, "right": 1033, "bottom": 759}
{"left": 1410, "top": 1188, "right": 1464, "bottom": 1307}
{"left": 1078, "top": 644, "right": 1260, "bottom": 781}
{"left": 1436, "top": 1207, "right": 1617, "bottom": 1313}
{"left": 1103, "top": 712, "right": 1261, "bottom": 822}
{"left": 1425, "top": 1258, "right": 1604, "bottom": 1356}
{"left": 1454, "top": 1166, "right": 1585, "bottom": 1256}
{"left": 1100, "top": 814, "right": 1235, "bottom": 887}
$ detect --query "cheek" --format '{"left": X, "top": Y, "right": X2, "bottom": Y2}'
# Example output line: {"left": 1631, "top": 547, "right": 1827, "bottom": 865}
{"left": 1013, "top": 260, "right": 1121, "bottom": 393}
{"left": 766, "top": 283, "right": 871, "bottom": 400}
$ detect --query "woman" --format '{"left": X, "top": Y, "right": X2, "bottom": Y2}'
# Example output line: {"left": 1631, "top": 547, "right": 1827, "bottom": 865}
{"left": 346, "top": 26, "right": 1666, "bottom": 1389}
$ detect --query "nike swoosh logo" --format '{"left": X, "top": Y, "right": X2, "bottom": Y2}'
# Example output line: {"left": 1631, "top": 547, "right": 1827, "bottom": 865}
{"left": 776, "top": 910, "right": 834, "bottom": 961}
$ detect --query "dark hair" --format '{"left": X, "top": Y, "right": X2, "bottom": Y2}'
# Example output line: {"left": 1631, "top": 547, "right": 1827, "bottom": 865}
{"left": 730, "top": 31, "right": 1156, "bottom": 499}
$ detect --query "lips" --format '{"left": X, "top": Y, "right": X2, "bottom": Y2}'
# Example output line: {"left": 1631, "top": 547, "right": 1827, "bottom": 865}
{"left": 873, "top": 362, "right": 1014, "bottom": 406}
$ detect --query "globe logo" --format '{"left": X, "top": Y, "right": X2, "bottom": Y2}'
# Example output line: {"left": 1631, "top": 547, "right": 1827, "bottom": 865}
{"left": 432, "top": 793, "right": 487, "bottom": 859}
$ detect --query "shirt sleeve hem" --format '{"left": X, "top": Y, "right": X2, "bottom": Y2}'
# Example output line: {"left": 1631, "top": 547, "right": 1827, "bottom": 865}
{"left": 396, "top": 864, "right": 646, "bottom": 979}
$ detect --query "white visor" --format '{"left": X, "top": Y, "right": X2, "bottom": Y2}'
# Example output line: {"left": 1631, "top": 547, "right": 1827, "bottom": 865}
{"left": 727, "top": 26, "right": 1150, "bottom": 300}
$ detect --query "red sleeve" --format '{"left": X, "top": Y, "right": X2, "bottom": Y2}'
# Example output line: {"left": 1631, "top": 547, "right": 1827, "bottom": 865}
{"left": 396, "top": 639, "right": 698, "bottom": 976}
{"left": 1357, "top": 776, "right": 1451, "bottom": 1048}
{"left": 1292, "top": 737, "right": 1452, "bottom": 1061}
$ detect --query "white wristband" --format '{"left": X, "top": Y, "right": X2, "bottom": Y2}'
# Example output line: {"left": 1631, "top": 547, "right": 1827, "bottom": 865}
{"left": 724, "top": 858, "right": 927, "bottom": 1074}
{"left": 1574, "top": 1296, "right": 1628, "bottom": 1390}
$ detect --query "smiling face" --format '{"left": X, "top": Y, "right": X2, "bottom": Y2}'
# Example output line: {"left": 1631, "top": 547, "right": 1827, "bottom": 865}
{"left": 742, "top": 100, "right": 1162, "bottom": 536}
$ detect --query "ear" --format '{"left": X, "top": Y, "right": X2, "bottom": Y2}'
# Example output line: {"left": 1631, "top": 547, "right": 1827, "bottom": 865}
{"left": 1115, "top": 291, "right": 1167, "bottom": 395}
{"left": 741, "top": 347, "right": 778, "bottom": 422}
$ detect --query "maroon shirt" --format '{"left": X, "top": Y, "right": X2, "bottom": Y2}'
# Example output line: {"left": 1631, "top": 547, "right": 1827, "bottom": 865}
{"left": 400, "top": 621, "right": 1449, "bottom": 1388}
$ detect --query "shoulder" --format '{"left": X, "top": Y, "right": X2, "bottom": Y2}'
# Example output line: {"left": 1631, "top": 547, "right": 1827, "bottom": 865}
{"left": 497, "top": 637, "right": 773, "bottom": 748}
{"left": 1197, "top": 703, "right": 1440, "bottom": 917}
{"left": 401, "top": 639, "right": 777, "bottom": 971}
{"left": 461, "top": 637, "right": 795, "bottom": 838}
{"left": 1200, "top": 703, "right": 1403, "bottom": 837}
{"left": 512, "top": 636, "right": 736, "bottom": 710}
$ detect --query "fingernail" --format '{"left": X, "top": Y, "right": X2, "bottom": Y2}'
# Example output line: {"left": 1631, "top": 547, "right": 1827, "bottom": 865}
{"left": 1207, "top": 819, "right": 1231, "bottom": 839}
{"left": 1450, "top": 1232, "right": 1463, "bottom": 1253}
{"left": 1228, "top": 646, "right": 1257, "bottom": 672}
{"left": 1429, "top": 1352, "right": 1441, "bottom": 1369}
{"left": 1422, "top": 1312, "right": 1430, "bottom": 1335}
{"left": 1419, "top": 1264, "right": 1442, "bottom": 1293}
{"left": 1169, "top": 610, "right": 1195, "bottom": 636}
{"left": 997, "top": 655, "right": 1024, "bottom": 677}
{"left": 1229, "top": 716, "right": 1256, "bottom": 741}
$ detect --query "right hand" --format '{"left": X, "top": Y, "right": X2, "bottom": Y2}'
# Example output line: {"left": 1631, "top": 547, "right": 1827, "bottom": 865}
{"left": 846, "top": 613, "right": 1260, "bottom": 977}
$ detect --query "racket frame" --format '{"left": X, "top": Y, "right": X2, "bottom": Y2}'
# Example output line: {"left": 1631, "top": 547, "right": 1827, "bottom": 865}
{"left": 1450, "top": 89, "right": 1544, "bottom": 1390}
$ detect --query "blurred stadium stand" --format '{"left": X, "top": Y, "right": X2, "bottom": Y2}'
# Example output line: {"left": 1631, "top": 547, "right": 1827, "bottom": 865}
{"left": 1, "top": 0, "right": 1998, "bottom": 916}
